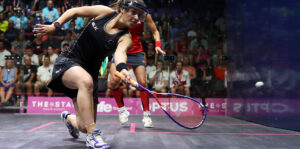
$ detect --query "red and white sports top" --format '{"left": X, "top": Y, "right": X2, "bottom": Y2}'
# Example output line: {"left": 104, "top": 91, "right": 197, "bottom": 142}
{"left": 128, "top": 22, "right": 144, "bottom": 54}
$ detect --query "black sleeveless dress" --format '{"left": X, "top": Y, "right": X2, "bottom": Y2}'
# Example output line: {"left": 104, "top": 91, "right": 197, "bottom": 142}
{"left": 48, "top": 12, "right": 128, "bottom": 103}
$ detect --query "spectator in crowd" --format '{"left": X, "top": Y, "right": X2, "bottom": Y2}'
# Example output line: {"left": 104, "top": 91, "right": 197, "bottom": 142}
{"left": 23, "top": 46, "right": 39, "bottom": 66}
{"left": 57, "top": 0, "right": 72, "bottom": 14}
{"left": 61, "top": 43, "right": 69, "bottom": 53}
{"left": 158, "top": 21, "right": 171, "bottom": 47}
{"left": 30, "top": 35, "right": 44, "bottom": 56}
{"left": 176, "top": 44, "right": 193, "bottom": 63}
{"left": 194, "top": 45, "right": 211, "bottom": 70}
{"left": 31, "top": 0, "right": 48, "bottom": 13}
{"left": 16, "top": 55, "right": 36, "bottom": 105}
{"left": 192, "top": 60, "right": 214, "bottom": 98}
{"left": 211, "top": 48, "right": 224, "bottom": 66}
{"left": 68, "top": 20, "right": 81, "bottom": 38}
{"left": 182, "top": 56, "right": 196, "bottom": 81}
{"left": 42, "top": 34, "right": 60, "bottom": 49}
{"left": 180, "top": 10, "right": 192, "bottom": 27}
{"left": 170, "top": 17, "right": 185, "bottom": 42}
{"left": 145, "top": 55, "right": 156, "bottom": 87}
{"left": 187, "top": 22, "right": 198, "bottom": 42}
{"left": 214, "top": 56, "right": 227, "bottom": 81}
{"left": 158, "top": 44, "right": 176, "bottom": 68}
{"left": 148, "top": 60, "right": 169, "bottom": 93}
{"left": 64, "top": 17, "right": 85, "bottom": 32}
{"left": 190, "top": 33, "right": 208, "bottom": 51}
{"left": 160, "top": 30, "right": 170, "bottom": 50}
{"left": 212, "top": 55, "right": 227, "bottom": 97}
{"left": 11, "top": 34, "right": 30, "bottom": 55}
{"left": 60, "top": 32, "right": 73, "bottom": 50}
{"left": 5, "top": 21, "right": 20, "bottom": 42}
{"left": 175, "top": 32, "right": 189, "bottom": 53}
{"left": 24, "top": 19, "right": 35, "bottom": 41}
{"left": 42, "top": 0, "right": 59, "bottom": 24}
{"left": 0, "top": 13, "right": 9, "bottom": 32}
{"left": 0, "top": 58, "right": 18, "bottom": 106}
{"left": 42, "top": 46, "right": 58, "bottom": 65}
{"left": 0, "top": 32, "right": 11, "bottom": 49}
{"left": 2, "top": 0, "right": 14, "bottom": 14}
{"left": 9, "top": 7, "right": 28, "bottom": 30}
{"left": 145, "top": 42, "right": 157, "bottom": 63}
{"left": 34, "top": 55, "right": 53, "bottom": 96}
{"left": 0, "top": 41, "right": 11, "bottom": 67}
{"left": 215, "top": 14, "right": 225, "bottom": 33}
{"left": 170, "top": 61, "right": 190, "bottom": 96}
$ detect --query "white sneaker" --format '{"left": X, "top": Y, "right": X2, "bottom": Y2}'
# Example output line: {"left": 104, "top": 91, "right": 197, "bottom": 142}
{"left": 142, "top": 111, "right": 153, "bottom": 128}
{"left": 61, "top": 111, "right": 79, "bottom": 138}
{"left": 86, "top": 129, "right": 109, "bottom": 149}
{"left": 118, "top": 107, "right": 130, "bottom": 124}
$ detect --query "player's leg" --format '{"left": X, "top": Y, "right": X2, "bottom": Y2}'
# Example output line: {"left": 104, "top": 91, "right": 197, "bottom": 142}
{"left": 61, "top": 66, "right": 109, "bottom": 148}
{"left": 61, "top": 66, "right": 95, "bottom": 133}
{"left": 61, "top": 98, "right": 79, "bottom": 139}
{"left": 109, "top": 63, "right": 129, "bottom": 124}
{"left": 134, "top": 65, "right": 153, "bottom": 127}
{"left": 110, "top": 63, "right": 124, "bottom": 108}
{"left": 62, "top": 98, "right": 97, "bottom": 138}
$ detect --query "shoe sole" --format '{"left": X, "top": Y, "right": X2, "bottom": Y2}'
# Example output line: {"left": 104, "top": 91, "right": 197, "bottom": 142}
{"left": 86, "top": 143, "right": 110, "bottom": 149}
{"left": 61, "top": 111, "right": 80, "bottom": 139}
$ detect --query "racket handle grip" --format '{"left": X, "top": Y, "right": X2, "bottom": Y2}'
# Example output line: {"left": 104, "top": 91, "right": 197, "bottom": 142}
{"left": 115, "top": 71, "right": 137, "bottom": 86}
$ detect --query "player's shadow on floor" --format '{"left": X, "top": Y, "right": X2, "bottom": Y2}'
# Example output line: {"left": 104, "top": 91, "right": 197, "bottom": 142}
{"left": 134, "top": 126, "right": 197, "bottom": 132}
{"left": 48, "top": 138, "right": 86, "bottom": 149}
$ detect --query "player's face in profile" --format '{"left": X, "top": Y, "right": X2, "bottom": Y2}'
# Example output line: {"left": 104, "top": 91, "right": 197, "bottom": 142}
{"left": 123, "top": 7, "right": 146, "bottom": 27}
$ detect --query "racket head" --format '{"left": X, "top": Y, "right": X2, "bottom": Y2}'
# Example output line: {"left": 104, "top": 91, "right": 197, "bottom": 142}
{"left": 114, "top": 71, "right": 207, "bottom": 129}
{"left": 153, "top": 92, "right": 207, "bottom": 129}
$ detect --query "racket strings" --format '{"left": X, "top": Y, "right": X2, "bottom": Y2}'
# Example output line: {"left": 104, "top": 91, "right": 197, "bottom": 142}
{"left": 161, "top": 97, "right": 205, "bottom": 128}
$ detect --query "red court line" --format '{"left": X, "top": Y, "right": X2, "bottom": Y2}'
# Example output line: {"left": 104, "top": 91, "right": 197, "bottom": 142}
{"left": 135, "top": 132, "right": 300, "bottom": 136}
{"left": 56, "top": 122, "right": 123, "bottom": 124}
{"left": 26, "top": 122, "right": 56, "bottom": 132}
{"left": 130, "top": 123, "right": 136, "bottom": 133}
{"left": 54, "top": 122, "right": 259, "bottom": 126}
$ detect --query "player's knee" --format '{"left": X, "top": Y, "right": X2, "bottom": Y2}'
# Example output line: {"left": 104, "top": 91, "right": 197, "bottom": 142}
{"left": 79, "top": 77, "right": 94, "bottom": 92}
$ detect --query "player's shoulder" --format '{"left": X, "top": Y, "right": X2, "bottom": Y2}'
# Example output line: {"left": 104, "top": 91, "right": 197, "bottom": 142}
{"left": 94, "top": 5, "right": 115, "bottom": 19}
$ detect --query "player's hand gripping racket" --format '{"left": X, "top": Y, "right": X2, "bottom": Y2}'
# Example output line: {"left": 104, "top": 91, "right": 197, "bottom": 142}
{"left": 115, "top": 71, "right": 207, "bottom": 129}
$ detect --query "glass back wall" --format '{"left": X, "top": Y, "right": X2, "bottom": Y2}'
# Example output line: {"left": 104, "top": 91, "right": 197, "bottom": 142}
{"left": 226, "top": 0, "right": 300, "bottom": 131}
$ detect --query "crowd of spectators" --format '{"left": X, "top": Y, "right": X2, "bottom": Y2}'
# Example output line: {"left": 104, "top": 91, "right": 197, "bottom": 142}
{"left": 0, "top": 0, "right": 227, "bottom": 107}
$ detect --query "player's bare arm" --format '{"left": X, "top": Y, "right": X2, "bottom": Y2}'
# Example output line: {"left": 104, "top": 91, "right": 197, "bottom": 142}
{"left": 146, "top": 14, "right": 166, "bottom": 56}
{"left": 114, "top": 33, "right": 133, "bottom": 83}
{"left": 33, "top": 5, "right": 114, "bottom": 36}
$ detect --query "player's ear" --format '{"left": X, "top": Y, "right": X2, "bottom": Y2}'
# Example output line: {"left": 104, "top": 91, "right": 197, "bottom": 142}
{"left": 120, "top": 8, "right": 126, "bottom": 14}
